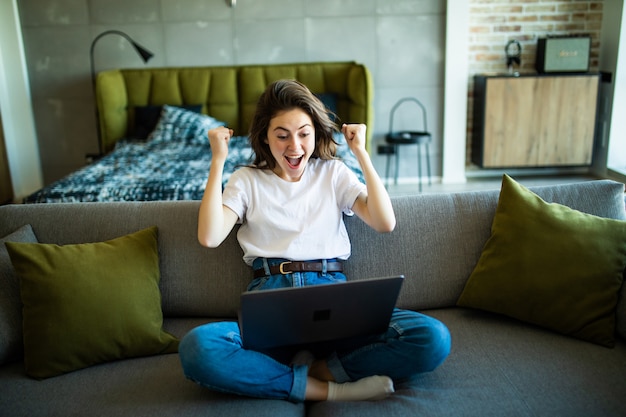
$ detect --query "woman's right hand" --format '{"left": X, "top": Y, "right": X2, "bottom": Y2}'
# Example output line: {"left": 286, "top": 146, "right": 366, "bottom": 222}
{"left": 199, "top": 126, "right": 238, "bottom": 248}
{"left": 208, "top": 126, "right": 234, "bottom": 161}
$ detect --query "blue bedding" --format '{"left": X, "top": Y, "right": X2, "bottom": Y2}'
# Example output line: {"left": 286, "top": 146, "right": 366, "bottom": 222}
{"left": 25, "top": 136, "right": 364, "bottom": 203}
{"left": 24, "top": 107, "right": 365, "bottom": 204}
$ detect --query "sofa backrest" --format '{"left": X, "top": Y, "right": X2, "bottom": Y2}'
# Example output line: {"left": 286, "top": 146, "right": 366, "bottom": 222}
{"left": 1, "top": 180, "right": 624, "bottom": 320}
{"left": 95, "top": 61, "right": 373, "bottom": 154}
{"left": 0, "top": 201, "right": 249, "bottom": 318}
{"left": 345, "top": 180, "right": 626, "bottom": 311}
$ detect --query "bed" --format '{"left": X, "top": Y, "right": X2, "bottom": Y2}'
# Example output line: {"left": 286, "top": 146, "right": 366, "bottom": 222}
{"left": 24, "top": 62, "right": 373, "bottom": 203}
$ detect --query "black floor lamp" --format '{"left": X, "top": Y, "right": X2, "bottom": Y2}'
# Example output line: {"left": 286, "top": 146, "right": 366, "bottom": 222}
{"left": 89, "top": 30, "right": 154, "bottom": 156}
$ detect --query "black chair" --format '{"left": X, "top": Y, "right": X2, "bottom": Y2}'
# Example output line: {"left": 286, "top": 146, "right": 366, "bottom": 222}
{"left": 384, "top": 97, "right": 432, "bottom": 192}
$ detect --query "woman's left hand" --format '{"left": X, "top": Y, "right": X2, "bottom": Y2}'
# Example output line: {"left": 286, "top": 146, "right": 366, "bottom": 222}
{"left": 342, "top": 123, "right": 367, "bottom": 155}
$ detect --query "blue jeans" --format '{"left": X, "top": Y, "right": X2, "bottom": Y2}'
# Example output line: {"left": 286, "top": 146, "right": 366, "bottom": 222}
{"left": 179, "top": 258, "right": 451, "bottom": 403}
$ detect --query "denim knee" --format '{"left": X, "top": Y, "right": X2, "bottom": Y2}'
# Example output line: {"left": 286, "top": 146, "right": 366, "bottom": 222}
{"left": 178, "top": 322, "right": 240, "bottom": 387}
{"left": 329, "top": 310, "right": 451, "bottom": 382}
{"left": 417, "top": 316, "right": 451, "bottom": 372}
{"left": 178, "top": 322, "right": 304, "bottom": 401}
{"left": 389, "top": 309, "right": 451, "bottom": 374}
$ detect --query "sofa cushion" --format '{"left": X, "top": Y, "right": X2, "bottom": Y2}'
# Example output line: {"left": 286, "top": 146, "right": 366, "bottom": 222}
{"left": 457, "top": 174, "right": 626, "bottom": 347}
{"left": 305, "top": 308, "right": 626, "bottom": 417}
{"left": 0, "top": 225, "right": 38, "bottom": 365}
{"left": 618, "top": 275, "right": 626, "bottom": 340}
{"left": 5, "top": 226, "right": 179, "bottom": 378}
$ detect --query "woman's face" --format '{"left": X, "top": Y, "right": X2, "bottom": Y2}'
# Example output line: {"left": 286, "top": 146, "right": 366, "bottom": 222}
{"left": 265, "top": 108, "right": 315, "bottom": 182}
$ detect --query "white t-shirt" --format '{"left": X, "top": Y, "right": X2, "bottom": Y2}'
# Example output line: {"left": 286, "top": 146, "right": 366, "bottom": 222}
{"left": 222, "top": 158, "right": 366, "bottom": 265}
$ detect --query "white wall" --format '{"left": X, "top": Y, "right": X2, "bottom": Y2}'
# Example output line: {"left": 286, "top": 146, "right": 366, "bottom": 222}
{"left": 442, "top": 0, "right": 469, "bottom": 184}
{"left": 18, "top": 0, "right": 450, "bottom": 185}
{"left": 602, "top": 1, "right": 626, "bottom": 175}
{"left": 0, "top": 0, "right": 42, "bottom": 201}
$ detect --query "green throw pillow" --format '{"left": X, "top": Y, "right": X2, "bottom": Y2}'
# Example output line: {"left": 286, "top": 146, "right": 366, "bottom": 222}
{"left": 6, "top": 226, "right": 179, "bottom": 379}
{"left": 457, "top": 175, "right": 626, "bottom": 347}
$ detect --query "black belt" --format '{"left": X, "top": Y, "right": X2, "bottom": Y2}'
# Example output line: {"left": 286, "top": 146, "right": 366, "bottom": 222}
{"left": 253, "top": 261, "right": 343, "bottom": 278}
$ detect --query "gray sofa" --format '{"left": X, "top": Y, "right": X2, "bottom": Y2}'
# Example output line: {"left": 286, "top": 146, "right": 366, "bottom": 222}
{"left": 1, "top": 179, "right": 625, "bottom": 417}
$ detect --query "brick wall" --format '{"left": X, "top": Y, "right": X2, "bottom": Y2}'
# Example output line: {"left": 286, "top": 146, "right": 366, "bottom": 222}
{"left": 466, "top": 0, "right": 604, "bottom": 165}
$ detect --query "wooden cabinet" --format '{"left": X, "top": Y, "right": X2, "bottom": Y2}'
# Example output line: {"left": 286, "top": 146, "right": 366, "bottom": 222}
{"left": 472, "top": 74, "right": 600, "bottom": 168}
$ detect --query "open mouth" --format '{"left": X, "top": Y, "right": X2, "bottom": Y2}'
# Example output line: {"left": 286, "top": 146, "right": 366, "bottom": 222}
{"left": 285, "top": 155, "right": 304, "bottom": 169}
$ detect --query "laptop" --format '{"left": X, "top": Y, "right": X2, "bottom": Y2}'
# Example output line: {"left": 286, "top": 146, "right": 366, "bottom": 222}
{"left": 238, "top": 275, "right": 404, "bottom": 351}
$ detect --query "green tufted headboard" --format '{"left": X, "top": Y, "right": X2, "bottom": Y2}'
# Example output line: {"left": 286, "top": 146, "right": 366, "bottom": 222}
{"left": 95, "top": 61, "right": 373, "bottom": 154}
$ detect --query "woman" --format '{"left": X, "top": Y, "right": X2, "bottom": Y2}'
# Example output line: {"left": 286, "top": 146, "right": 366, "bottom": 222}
{"left": 179, "top": 79, "right": 451, "bottom": 402}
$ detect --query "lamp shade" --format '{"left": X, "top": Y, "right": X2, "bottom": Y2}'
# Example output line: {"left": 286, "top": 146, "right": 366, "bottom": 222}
{"left": 130, "top": 42, "right": 154, "bottom": 63}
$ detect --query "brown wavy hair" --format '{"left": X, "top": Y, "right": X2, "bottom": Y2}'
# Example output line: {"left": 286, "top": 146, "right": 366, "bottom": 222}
{"left": 248, "top": 79, "right": 339, "bottom": 170}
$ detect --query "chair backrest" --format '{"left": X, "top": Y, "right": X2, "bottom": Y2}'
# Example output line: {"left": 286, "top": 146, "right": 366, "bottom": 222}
{"left": 388, "top": 97, "right": 428, "bottom": 133}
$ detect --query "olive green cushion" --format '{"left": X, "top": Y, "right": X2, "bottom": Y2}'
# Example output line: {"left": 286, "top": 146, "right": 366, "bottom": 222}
{"left": 6, "top": 227, "right": 179, "bottom": 379}
{"left": 457, "top": 175, "right": 626, "bottom": 347}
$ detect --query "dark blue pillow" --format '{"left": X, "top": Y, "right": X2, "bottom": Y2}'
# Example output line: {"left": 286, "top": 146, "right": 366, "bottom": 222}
{"left": 131, "top": 104, "right": 202, "bottom": 139}
{"left": 315, "top": 93, "right": 338, "bottom": 119}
